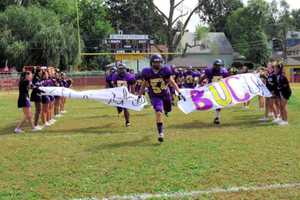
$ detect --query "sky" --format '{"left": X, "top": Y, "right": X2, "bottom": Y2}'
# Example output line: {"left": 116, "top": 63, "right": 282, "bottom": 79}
{"left": 154, "top": 0, "right": 300, "bottom": 32}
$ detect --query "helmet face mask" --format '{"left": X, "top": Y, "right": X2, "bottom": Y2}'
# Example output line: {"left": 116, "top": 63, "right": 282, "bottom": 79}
{"left": 152, "top": 61, "right": 162, "bottom": 71}
{"left": 150, "top": 54, "right": 163, "bottom": 71}
{"left": 117, "top": 64, "right": 127, "bottom": 77}
{"left": 213, "top": 59, "right": 224, "bottom": 70}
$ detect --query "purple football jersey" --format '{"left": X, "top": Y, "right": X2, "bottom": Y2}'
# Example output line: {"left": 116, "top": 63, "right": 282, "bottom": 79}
{"left": 184, "top": 71, "right": 198, "bottom": 88}
{"left": 141, "top": 67, "right": 172, "bottom": 97}
{"left": 205, "top": 67, "right": 229, "bottom": 83}
{"left": 112, "top": 72, "right": 135, "bottom": 88}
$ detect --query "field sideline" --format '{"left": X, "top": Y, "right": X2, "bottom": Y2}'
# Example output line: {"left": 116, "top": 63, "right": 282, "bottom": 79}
{"left": 0, "top": 87, "right": 300, "bottom": 200}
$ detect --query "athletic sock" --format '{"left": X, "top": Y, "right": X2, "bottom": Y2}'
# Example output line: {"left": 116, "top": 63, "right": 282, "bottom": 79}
{"left": 215, "top": 110, "right": 220, "bottom": 119}
{"left": 156, "top": 122, "right": 163, "bottom": 134}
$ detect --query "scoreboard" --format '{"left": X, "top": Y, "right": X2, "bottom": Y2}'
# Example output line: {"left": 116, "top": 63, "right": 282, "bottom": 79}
{"left": 106, "top": 34, "right": 152, "bottom": 54}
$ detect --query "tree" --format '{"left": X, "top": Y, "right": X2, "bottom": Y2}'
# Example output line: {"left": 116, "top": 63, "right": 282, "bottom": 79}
{"left": 198, "top": 0, "right": 243, "bottom": 34}
{"left": 150, "top": 0, "right": 202, "bottom": 60}
{"left": 226, "top": 0, "right": 271, "bottom": 64}
{"left": 106, "top": 0, "right": 167, "bottom": 43}
{"left": 195, "top": 25, "right": 209, "bottom": 40}
{"left": 79, "top": 0, "right": 114, "bottom": 70}
{"left": 0, "top": 5, "right": 80, "bottom": 69}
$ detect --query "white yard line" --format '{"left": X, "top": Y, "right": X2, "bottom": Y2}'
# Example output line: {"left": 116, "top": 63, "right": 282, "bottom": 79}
{"left": 73, "top": 182, "right": 300, "bottom": 200}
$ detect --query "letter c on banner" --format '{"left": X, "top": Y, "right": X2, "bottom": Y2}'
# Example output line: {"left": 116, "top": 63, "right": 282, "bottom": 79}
{"left": 208, "top": 81, "right": 232, "bottom": 107}
{"left": 191, "top": 90, "right": 213, "bottom": 110}
{"left": 225, "top": 77, "right": 250, "bottom": 102}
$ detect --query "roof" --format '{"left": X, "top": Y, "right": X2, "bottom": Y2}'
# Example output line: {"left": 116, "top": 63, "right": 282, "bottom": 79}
{"left": 287, "top": 44, "right": 300, "bottom": 51}
{"left": 169, "top": 56, "right": 210, "bottom": 67}
{"left": 180, "top": 32, "right": 234, "bottom": 55}
{"left": 285, "top": 57, "right": 300, "bottom": 66}
{"left": 150, "top": 44, "right": 168, "bottom": 53}
{"left": 287, "top": 31, "right": 300, "bottom": 39}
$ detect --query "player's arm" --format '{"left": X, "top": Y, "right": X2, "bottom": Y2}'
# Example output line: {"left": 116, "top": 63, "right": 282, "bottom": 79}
{"left": 198, "top": 73, "right": 207, "bottom": 85}
{"left": 168, "top": 76, "right": 186, "bottom": 100}
{"left": 138, "top": 80, "right": 147, "bottom": 97}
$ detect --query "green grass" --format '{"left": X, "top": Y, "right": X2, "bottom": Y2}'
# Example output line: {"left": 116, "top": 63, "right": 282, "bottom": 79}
{"left": 0, "top": 88, "right": 300, "bottom": 200}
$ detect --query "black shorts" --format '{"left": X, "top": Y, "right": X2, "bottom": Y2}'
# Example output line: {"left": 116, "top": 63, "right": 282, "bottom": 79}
{"left": 30, "top": 93, "right": 42, "bottom": 103}
{"left": 280, "top": 90, "right": 292, "bottom": 100}
{"left": 18, "top": 97, "right": 31, "bottom": 108}
{"left": 42, "top": 96, "right": 50, "bottom": 104}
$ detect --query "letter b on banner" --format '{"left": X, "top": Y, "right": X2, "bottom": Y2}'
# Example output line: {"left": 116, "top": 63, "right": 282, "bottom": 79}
{"left": 191, "top": 90, "right": 213, "bottom": 110}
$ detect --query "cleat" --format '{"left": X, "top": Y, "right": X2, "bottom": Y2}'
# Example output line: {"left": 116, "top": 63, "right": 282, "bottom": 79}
{"left": 125, "top": 122, "right": 131, "bottom": 127}
{"left": 213, "top": 117, "right": 220, "bottom": 125}
{"left": 158, "top": 132, "right": 164, "bottom": 143}
{"left": 158, "top": 137, "right": 164, "bottom": 143}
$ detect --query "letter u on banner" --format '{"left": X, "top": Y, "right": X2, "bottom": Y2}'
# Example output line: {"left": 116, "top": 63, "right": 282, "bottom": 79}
{"left": 225, "top": 77, "right": 251, "bottom": 102}
{"left": 209, "top": 81, "right": 232, "bottom": 107}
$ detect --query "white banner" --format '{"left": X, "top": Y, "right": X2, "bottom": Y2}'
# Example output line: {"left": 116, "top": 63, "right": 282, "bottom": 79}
{"left": 39, "top": 87, "right": 148, "bottom": 111}
{"left": 178, "top": 73, "right": 272, "bottom": 114}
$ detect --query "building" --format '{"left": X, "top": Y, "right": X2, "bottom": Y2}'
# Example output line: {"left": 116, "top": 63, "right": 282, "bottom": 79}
{"left": 286, "top": 31, "right": 300, "bottom": 48}
{"left": 169, "top": 32, "right": 234, "bottom": 68}
{"left": 284, "top": 44, "right": 300, "bottom": 82}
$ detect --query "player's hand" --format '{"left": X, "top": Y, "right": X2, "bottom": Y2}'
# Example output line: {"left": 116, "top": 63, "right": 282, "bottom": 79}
{"left": 178, "top": 93, "right": 186, "bottom": 101}
{"left": 137, "top": 95, "right": 143, "bottom": 103}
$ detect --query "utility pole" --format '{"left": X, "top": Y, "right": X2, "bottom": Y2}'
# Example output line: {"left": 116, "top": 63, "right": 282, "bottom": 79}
{"left": 75, "top": 0, "right": 81, "bottom": 71}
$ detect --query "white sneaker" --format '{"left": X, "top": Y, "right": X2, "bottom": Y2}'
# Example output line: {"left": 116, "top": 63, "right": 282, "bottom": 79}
{"left": 278, "top": 121, "right": 289, "bottom": 126}
{"left": 49, "top": 119, "right": 56, "bottom": 125}
{"left": 55, "top": 114, "right": 62, "bottom": 118}
{"left": 45, "top": 122, "right": 51, "bottom": 127}
{"left": 272, "top": 118, "right": 282, "bottom": 124}
{"left": 32, "top": 126, "right": 42, "bottom": 132}
{"left": 61, "top": 110, "right": 67, "bottom": 114}
{"left": 259, "top": 117, "right": 269, "bottom": 122}
{"left": 14, "top": 128, "right": 24, "bottom": 134}
{"left": 268, "top": 112, "right": 274, "bottom": 117}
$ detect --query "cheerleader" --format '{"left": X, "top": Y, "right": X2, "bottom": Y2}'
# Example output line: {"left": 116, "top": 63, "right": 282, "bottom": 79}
{"left": 262, "top": 63, "right": 280, "bottom": 122}
{"left": 54, "top": 70, "right": 62, "bottom": 118}
{"left": 41, "top": 71, "right": 51, "bottom": 126}
{"left": 47, "top": 68, "right": 56, "bottom": 125}
{"left": 15, "top": 71, "right": 42, "bottom": 133}
{"left": 30, "top": 67, "right": 43, "bottom": 128}
{"left": 257, "top": 67, "right": 267, "bottom": 111}
{"left": 274, "top": 63, "right": 292, "bottom": 125}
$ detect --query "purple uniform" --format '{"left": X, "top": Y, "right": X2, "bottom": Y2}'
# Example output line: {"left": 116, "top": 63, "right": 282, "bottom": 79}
{"left": 18, "top": 80, "right": 31, "bottom": 108}
{"left": 175, "top": 71, "right": 185, "bottom": 88}
{"left": 112, "top": 72, "right": 135, "bottom": 114}
{"left": 205, "top": 67, "right": 229, "bottom": 83}
{"left": 112, "top": 72, "right": 135, "bottom": 90}
{"left": 184, "top": 71, "right": 198, "bottom": 88}
{"left": 142, "top": 67, "right": 172, "bottom": 113}
{"left": 47, "top": 79, "right": 55, "bottom": 102}
{"left": 30, "top": 76, "right": 42, "bottom": 103}
{"left": 40, "top": 79, "right": 50, "bottom": 104}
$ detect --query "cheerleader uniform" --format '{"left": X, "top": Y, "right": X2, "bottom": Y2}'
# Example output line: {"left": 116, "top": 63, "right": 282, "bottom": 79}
{"left": 17, "top": 80, "right": 31, "bottom": 108}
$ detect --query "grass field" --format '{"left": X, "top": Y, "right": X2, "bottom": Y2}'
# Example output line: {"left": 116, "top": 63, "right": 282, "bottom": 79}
{"left": 0, "top": 87, "right": 300, "bottom": 200}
